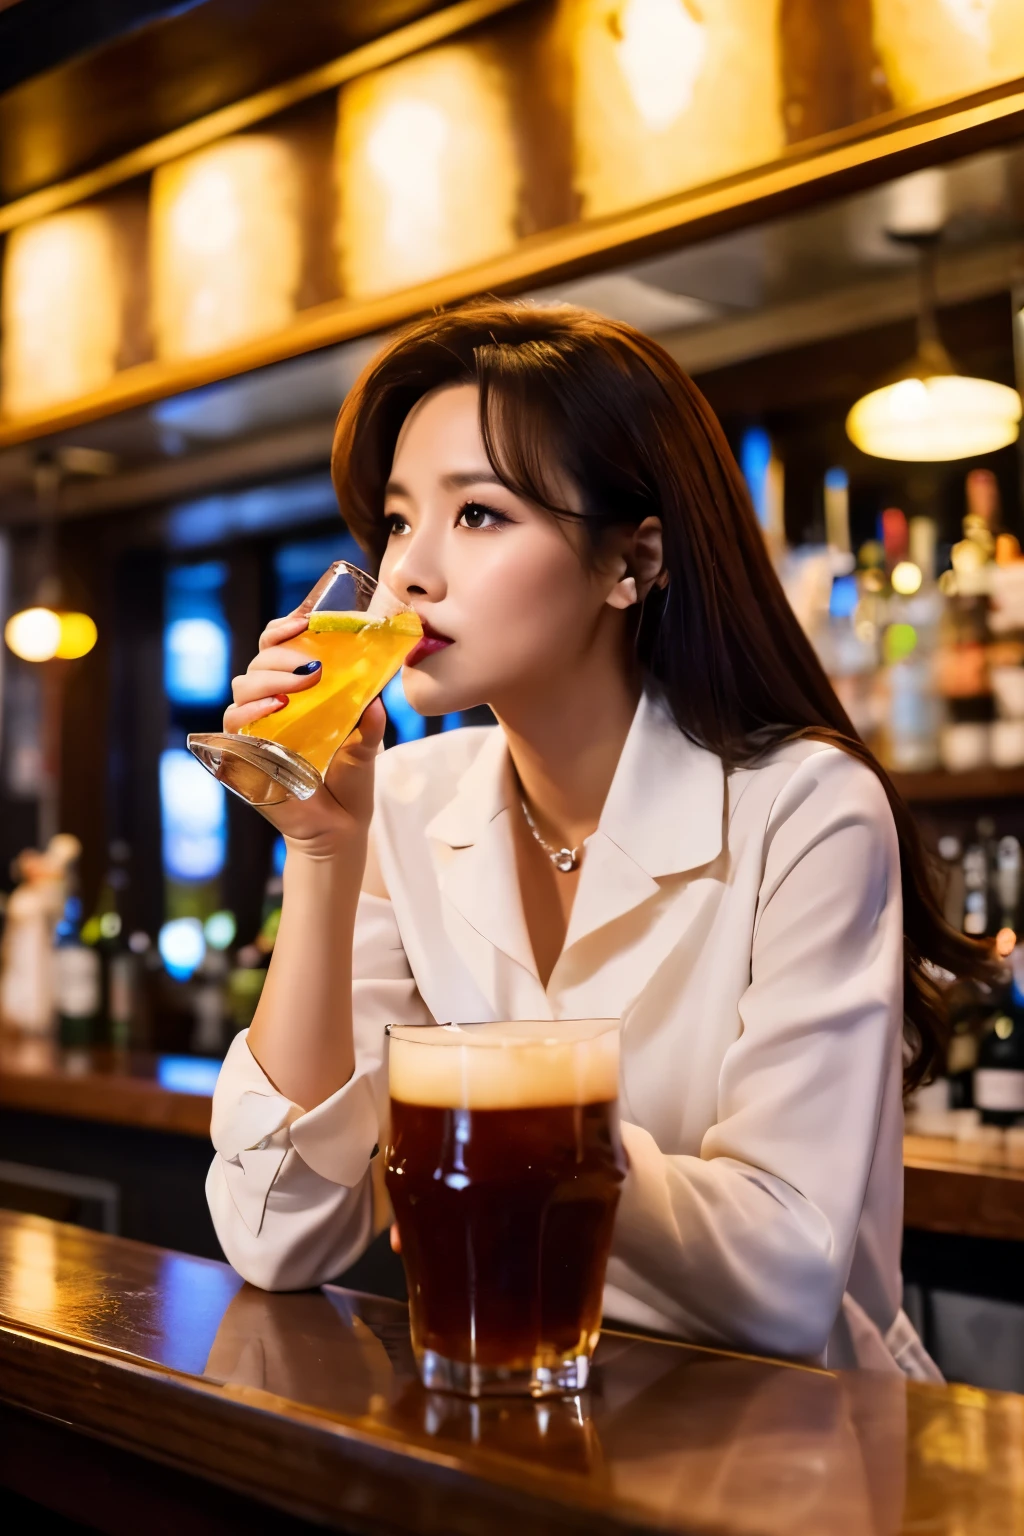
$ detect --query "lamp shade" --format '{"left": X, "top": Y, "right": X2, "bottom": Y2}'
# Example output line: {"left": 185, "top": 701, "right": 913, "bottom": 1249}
{"left": 151, "top": 136, "right": 302, "bottom": 360}
{"left": 336, "top": 42, "right": 518, "bottom": 299}
{"left": 846, "top": 371, "right": 1022, "bottom": 462}
{"left": 569, "top": 0, "right": 783, "bottom": 219}
{"left": 872, "top": 0, "right": 1024, "bottom": 109}
{"left": 1, "top": 208, "right": 122, "bottom": 417}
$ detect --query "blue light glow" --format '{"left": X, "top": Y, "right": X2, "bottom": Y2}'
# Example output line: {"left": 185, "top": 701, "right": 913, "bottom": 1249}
{"left": 157, "top": 1055, "right": 222, "bottom": 1095}
{"left": 739, "top": 427, "right": 772, "bottom": 532}
{"left": 165, "top": 562, "right": 230, "bottom": 706}
{"left": 158, "top": 917, "right": 206, "bottom": 981}
{"left": 825, "top": 466, "right": 849, "bottom": 494}
{"left": 168, "top": 477, "right": 342, "bottom": 550}
{"left": 160, "top": 749, "right": 227, "bottom": 881}
{"left": 441, "top": 714, "right": 465, "bottom": 731}
{"left": 273, "top": 532, "right": 365, "bottom": 616}
{"left": 382, "top": 671, "right": 427, "bottom": 744}
{"left": 272, "top": 835, "right": 287, "bottom": 877}
{"left": 830, "top": 573, "right": 859, "bottom": 620}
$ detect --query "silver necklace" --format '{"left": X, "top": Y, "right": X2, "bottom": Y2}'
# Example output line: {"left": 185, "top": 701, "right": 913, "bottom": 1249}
{"left": 520, "top": 798, "right": 580, "bottom": 873}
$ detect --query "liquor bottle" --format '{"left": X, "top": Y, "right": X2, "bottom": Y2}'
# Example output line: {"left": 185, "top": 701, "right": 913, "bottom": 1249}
{"left": 945, "top": 977, "right": 980, "bottom": 1111}
{"left": 962, "top": 842, "right": 989, "bottom": 937}
{"left": 996, "top": 835, "right": 1022, "bottom": 938}
{"left": 937, "top": 835, "right": 964, "bottom": 931}
{"left": 974, "top": 977, "right": 1024, "bottom": 1127}
{"left": 53, "top": 891, "right": 102, "bottom": 1049}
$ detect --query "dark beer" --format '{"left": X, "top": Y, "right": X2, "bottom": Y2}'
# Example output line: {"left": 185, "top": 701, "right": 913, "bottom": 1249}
{"left": 385, "top": 1020, "right": 626, "bottom": 1396}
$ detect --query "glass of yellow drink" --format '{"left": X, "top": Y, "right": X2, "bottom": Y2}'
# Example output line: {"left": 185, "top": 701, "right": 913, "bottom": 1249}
{"left": 187, "top": 562, "right": 421, "bottom": 807}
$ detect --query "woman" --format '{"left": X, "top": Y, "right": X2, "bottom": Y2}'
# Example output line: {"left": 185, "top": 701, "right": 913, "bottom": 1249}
{"left": 208, "top": 300, "right": 989, "bottom": 1375}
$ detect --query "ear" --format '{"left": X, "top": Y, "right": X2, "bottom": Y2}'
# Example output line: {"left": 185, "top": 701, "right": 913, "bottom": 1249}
{"left": 632, "top": 516, "right": 666, "bottom": 599}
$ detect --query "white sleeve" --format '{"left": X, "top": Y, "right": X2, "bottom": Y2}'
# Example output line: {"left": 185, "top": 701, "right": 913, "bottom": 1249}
{"left": 206, "top": 891, "right": 430, "bottom": 1290}
{"left": 608, "top": 752, "right": 904, "bottom": 1361}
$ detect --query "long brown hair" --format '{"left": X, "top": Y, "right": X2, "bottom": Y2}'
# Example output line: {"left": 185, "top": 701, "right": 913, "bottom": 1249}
{"left": 332, "top": 298, "right": 996, "bottom": 1091}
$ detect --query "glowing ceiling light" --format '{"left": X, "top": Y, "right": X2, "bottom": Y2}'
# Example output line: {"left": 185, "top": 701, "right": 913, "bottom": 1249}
{"left": 1, "top": 208, "right": 122, "bottom": 417}
{"left": 847, "top": 371, "right": 1021, "bottom": 462}
{"left": 4, "top": 607, "right": 62, "bottom": 662}
{"left": 337, "top": 43, "right": 518, "bottom": 299}
{"left": 151, "top": 136, "right": 302, "bottom": 361}
{"left": 613, "top": 0, "right": 708, "bottom": 132}
{"left": 847, "top": 237, "right": 1022, "bottom": 462}
{"left": 55, "top": 612, "right": 99, "bottom": 660}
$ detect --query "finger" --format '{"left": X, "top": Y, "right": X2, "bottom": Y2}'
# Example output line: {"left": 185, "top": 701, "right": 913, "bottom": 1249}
{"left": 231, "top": 666, "right": 321, "bottom": 708}
{"left": 333, "top": 697, "right": 387, "bottom": 763}
{"left": 389, "top": 1223, "right": 402, "bottom": 1255}
{"left": 321, "top": 698, "right": 387, "bottom": 799}
{"left": 259, "top": 613, "right": 309, "bottom": 650}
{"left": 247, "top": 643, "right": 320, "bottom": 675}
{"left": 223, "top": 696, "right": 288, "bottom": 733}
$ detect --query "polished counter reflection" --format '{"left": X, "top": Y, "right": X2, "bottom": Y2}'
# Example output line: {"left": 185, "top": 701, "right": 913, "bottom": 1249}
{"left": 1, "top": 1212, "right": 1022, "bottom": 1535}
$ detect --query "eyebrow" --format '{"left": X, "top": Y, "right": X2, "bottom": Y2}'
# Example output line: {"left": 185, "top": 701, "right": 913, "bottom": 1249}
{"left": 384, "top": 469, "right": 507, "bottom": 498}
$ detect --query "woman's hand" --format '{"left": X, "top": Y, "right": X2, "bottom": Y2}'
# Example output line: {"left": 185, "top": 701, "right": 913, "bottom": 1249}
{"left": 225, "top": 612, "right": 386, "bottom": 854}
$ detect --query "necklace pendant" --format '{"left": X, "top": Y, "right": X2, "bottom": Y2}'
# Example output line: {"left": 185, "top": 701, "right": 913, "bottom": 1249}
{"left": 555, "top": 849, "right": 578, "bottom": 873}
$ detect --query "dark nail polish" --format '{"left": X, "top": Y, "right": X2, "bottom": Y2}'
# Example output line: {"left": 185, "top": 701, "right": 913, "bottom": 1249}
{"left": 293, "top": 660, "right": 321, "bottom": 675}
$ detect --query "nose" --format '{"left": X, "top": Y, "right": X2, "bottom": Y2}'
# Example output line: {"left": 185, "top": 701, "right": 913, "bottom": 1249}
{"left": 385, "top": 520, "right": 447, "bottom": 604}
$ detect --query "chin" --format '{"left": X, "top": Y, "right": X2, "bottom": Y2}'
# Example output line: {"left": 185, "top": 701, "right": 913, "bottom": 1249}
{"left": 400, "top": 663, "right": 481, "bottom": 718}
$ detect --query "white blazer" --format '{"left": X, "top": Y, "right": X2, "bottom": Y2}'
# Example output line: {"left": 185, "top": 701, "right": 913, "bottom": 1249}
{"left": 207, "top": 689, "right": 940, "bottom": 1378}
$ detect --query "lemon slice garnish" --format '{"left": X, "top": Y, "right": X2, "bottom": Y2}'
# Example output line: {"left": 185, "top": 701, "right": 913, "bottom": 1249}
{"left": 307, "top": 610, "right": 373, "bottom": 634}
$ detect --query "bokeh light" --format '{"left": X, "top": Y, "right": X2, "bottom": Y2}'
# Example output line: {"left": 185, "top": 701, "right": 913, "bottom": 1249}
{"left": 158, "top": 917, "right": 206, "bottom": 981}
{"left": 4, "top": 607, "right": 62, "bottom": 662}
{"left": 55, "top": 611, "right": 98, "bottom": 659}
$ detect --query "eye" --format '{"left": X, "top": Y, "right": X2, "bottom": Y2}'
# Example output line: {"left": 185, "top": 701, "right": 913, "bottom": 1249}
{"left": 457, "top": 500, "right": 509, "bottom": 531}
{"left": 385, "top": 512, "right": 410, "bottom": 537}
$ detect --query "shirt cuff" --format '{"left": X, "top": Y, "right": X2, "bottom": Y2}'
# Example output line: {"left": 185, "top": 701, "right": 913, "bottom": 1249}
{"left": 212, "top": 1029, "right": 381, "bottom": 1185}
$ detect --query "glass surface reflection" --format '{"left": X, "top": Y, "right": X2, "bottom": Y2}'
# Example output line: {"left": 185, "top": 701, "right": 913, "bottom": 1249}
{"left": 199, "top": 1285, "right": 908, "bottom": 1536}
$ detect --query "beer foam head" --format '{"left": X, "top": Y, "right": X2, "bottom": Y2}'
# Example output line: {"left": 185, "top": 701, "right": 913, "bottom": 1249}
{"left": 388, "top": 1020, "right": 619, "bottom": 1109}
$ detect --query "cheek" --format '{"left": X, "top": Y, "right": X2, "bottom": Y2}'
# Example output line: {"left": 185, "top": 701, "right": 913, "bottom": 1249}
{"left": 450, "top": 532, "right": 597, "bottom": 682}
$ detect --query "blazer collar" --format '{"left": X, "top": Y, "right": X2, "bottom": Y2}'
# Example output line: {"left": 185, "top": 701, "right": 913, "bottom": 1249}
{"left": 425, "top": 689, "right": 724, "bottom": 880}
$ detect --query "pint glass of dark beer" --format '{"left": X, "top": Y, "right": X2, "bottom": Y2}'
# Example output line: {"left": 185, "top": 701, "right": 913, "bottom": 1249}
{"left": 385, "top": 1020, "right": 627, "bottom": 1398}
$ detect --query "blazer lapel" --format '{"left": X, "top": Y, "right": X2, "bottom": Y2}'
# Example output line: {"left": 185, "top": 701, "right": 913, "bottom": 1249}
{"left": 560, "top": 690, "right": 725, "bottom": 956}
{"left": 425, "top": 729, "right": 549, "bottom": 1020}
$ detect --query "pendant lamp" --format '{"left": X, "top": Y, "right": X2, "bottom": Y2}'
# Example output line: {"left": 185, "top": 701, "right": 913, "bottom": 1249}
{"left": 845, "top": 237, "right": 1021, "bottom": 462}
{"left": 3, "top": 450, "right": 112, "bottom": 663}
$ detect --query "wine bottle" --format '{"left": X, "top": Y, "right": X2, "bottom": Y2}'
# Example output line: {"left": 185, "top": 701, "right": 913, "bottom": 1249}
{"left": 53, "top": 892, "right": 101, "bottom": 1050}
{"left": 975, "top": 978, "right": 1024, "bottom": 1127}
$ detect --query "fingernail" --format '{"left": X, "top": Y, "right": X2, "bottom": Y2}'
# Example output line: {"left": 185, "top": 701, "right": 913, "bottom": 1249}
{"left": 273, "top": 694, "right": 289, "bottom": 707}
{"left": 293, "top": 660, "right": 321, "bottom": 675}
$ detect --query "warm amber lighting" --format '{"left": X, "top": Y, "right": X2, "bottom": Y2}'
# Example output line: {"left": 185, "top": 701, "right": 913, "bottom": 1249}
{"left": 151, "top": 136, "right": 302, "bottom": 360}
{"left": 569, "top": 0, "right": 782, "bottom": 219}
{"left": 55, "top": 612, "right": 98, "bottom": 660}
{"left": 846, "top": 372, "right": 1021, "bottom": 462}
{"left": 336, "top": 42, "right": 518, "bottom": 299}
{"left": 5, "top": 607, "right": 62, "bottom": 662}
{"left": 891, "top": 561, "right": 923, "bottom": 596}
{"left": 873, "top": 0, "right": 1024, "bottom": 107}
{"left": 996, "top": 927, "right": 1017, "bottom": 959}
{"left": 0, "top": 208, "right": 122, "bottom": 417}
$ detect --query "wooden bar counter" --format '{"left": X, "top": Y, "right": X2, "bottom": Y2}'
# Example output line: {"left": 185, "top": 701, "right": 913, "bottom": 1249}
{"left": 0, "top": 1211, "right": 1021, "bottom": 1534}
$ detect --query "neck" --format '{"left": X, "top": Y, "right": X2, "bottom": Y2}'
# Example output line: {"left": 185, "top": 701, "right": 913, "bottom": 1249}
{"left": 493, "top": 661, "right": 642, "bottom": 849}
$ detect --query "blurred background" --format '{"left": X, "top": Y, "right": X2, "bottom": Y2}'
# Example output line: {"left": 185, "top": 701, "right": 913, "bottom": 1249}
{"left": 2, "top": 0, "right": 1024, "bottom": 1389}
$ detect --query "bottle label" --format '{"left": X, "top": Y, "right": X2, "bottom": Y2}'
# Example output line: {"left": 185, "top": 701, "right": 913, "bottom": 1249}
{"left": 973, "top": 1069, "right": 1024, "bottom": 1112}
{"left": 54, "top": 947, "right": 101, "bottom": 1019}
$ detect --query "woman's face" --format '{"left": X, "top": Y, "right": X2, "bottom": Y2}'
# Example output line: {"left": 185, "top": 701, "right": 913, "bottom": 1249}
{"left": 378, "top": 383, "right": 636, "bottom": 718}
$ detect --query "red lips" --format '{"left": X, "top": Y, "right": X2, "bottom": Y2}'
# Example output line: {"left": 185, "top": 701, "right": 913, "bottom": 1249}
{"left": 406, "top": 616, "right": 454, "bottom": 668}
